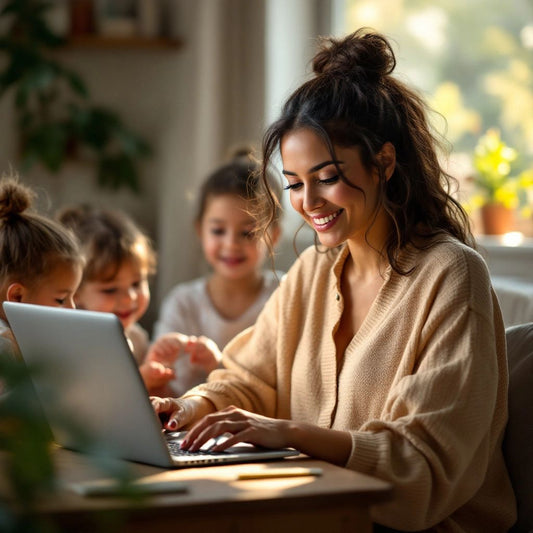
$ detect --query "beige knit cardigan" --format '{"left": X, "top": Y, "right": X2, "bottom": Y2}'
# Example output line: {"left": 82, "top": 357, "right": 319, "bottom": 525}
{"left": 185, "top": 239, "right": 516, "bottom": 531}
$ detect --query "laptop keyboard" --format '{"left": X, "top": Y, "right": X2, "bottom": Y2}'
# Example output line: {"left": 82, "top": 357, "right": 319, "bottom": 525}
{"left": 167, "top": 441, "right": 226, "bottom": 456}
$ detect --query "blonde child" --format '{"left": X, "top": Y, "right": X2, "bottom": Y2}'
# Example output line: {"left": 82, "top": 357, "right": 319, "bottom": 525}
{"left": 152, "top": 148, "right": 283, "bottom": 396}
{"left": 0, "top": 175, "right": 83, "bottom": 367}
{"left": 56, "top": 205, "right": 175, "bottom": 395}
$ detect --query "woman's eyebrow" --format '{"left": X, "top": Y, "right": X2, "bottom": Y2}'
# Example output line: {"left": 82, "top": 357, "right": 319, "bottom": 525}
{"left": 282, "top": 160, "right": 343, "bottom": 176}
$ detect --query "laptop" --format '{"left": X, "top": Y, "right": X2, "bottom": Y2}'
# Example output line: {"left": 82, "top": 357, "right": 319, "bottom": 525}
{"left": 3, "top": 302, "right": 298, "bottom": 468}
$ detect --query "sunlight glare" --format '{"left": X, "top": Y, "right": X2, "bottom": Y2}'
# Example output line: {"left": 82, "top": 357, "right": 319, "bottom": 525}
{"left": 501, "top": 232, "right": 524, "bottom": 247}
{"left": 521, "top": 25, "right": 533, "bottom": 48}
{"left": 406, "top": 8, "right": 447, "bottom": 52}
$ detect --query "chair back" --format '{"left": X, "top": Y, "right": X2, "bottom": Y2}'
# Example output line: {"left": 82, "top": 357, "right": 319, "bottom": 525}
{"left": 504, "top": 323, "right": 533, "bottom": 533}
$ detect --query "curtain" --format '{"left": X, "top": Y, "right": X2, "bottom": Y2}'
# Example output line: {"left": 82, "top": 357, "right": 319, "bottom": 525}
{"left": 155, "top": 0, "right": 267, "bottom": 306}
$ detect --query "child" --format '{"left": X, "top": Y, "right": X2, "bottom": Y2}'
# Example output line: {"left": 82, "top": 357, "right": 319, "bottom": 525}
{"left": 56, "top": 204, "right": 174, "bottom": 395}
{"left": 152, "top": 147, "right": 283, "bottom": 396}
{"left": 0, "top": 174, "right": 83, "bottom": 365}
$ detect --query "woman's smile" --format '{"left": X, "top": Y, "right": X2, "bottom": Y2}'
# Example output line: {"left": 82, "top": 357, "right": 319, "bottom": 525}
{"left": 310, "top": 209, "right": 344, "bottom": 230}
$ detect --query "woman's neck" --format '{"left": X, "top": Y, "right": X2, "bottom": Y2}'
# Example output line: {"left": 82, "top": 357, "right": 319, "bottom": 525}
{"left": 346, "top": 212, "right": 391, "bottom": 279}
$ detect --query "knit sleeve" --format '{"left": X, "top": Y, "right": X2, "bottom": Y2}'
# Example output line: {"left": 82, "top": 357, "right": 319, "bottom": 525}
{"left": 346, "top": 251, "right": 511, "bottom": 530}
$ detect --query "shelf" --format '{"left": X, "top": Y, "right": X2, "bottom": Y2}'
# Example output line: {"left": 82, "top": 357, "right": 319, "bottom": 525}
{"left": 66, "top": 35, "right": 183, "bottom": 50}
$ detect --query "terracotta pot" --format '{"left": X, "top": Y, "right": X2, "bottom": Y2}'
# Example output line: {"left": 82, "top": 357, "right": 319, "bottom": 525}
{"left": 480, "top": 203, "right": 515, "bottom": 235}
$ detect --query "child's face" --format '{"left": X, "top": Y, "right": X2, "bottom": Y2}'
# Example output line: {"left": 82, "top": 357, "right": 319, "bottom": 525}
{"left": 20, "top": 261, "right": 82, "bottom": 309}
{"left": 198, "top": 194, "right": 267, "bottom": 280}
{"left": 75, "top": 258, "right": 150, "bottom": 332}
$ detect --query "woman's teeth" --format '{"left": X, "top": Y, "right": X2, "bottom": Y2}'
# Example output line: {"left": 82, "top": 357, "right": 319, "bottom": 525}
{"left": 315, "top": 211, "right": 339, "bottom": 225}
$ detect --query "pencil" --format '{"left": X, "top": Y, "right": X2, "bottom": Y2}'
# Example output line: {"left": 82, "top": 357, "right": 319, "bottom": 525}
{"left": 236, "top": 467, "right": 323, "bottom": 480}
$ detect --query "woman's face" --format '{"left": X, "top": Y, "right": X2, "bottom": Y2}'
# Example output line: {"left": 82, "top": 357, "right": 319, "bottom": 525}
{"left": 280, "top": 128, "right": 390, "bottom": 249}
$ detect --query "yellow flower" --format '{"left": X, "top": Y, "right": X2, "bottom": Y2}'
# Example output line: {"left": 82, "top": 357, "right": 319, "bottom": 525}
{"left": 472, "top": 129, "right": 521, "bottom": 208}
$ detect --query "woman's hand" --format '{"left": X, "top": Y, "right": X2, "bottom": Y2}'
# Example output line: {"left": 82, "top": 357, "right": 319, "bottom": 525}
{"left": 150, "top": 395, "right": 216, "bottom": 431}
{"left": 180, "top": 406, "right": 291, "bottom": 452}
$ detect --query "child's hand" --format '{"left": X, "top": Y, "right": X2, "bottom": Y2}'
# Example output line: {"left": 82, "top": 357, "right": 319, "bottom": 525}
{"left": 145, "top": 333, "right": 189, "bottom": 366}
{"left": 186, "top": 335, "right": 222, "bottom": 374}
{"left": 139, "top": 360, "right": 175, "bottom": 392}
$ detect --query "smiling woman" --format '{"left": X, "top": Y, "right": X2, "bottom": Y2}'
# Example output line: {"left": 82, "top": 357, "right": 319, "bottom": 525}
{"left": 148, "top": 29, "right": 516, "bottom": 531}
{"left": 280, "top": 130, "right": 395, "bottom": 251}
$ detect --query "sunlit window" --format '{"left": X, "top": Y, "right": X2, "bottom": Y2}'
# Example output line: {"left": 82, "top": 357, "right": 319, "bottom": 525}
{"left": 338, "top": 0, "right": 533, "bottom": 236}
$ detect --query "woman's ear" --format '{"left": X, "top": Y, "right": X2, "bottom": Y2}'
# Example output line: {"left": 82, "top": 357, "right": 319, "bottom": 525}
{"left": 378, "top": 142, "right": 396, "bottom": 181}
{"left": 6, "top": 283, "right": 26, "bottom": 302}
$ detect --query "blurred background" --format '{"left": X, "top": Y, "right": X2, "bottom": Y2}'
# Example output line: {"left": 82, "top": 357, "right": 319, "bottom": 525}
{"left": 0, "top": 0, "right": 532, "bottom": 332}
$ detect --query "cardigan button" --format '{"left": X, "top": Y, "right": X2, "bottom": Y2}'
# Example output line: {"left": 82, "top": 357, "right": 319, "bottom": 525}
{"left": 336, "top": 293, "right": 340, "bottom": 301}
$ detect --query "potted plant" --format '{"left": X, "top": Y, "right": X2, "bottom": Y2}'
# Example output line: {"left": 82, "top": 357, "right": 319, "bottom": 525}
{"left": 470, "top": 128, "right": 531, "bottom": 235}
{"left": 0, "top": 353, "right": 142, "bottom": 532}
{"left": 0, "top": 0, "right": 151, "bottom": 192}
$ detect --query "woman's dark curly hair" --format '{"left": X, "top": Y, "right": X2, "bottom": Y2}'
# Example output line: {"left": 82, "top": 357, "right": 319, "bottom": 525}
{"left": 260, "top": 28, "right": 474, "bottom": 274}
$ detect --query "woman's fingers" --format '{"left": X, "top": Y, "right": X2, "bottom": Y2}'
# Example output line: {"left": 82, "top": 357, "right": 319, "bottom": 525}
{"left": 150, "top": 396, "right": 189, "bottom": 430}
{"left": 180, "top": 406, "right": 288, "bottom": 451}
{"left": 185, "top": 420, "right": 249, "bottom": 451}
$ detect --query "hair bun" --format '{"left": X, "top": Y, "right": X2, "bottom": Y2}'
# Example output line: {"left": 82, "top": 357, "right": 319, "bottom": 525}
{"left": 313, "top": 29, "right": 396, "bottom": 83}
{"left": 0, "top": 175, "right": 35, "bottom": 221}
{"left": 227, "top": 144, "right": 256, "bottom": 162}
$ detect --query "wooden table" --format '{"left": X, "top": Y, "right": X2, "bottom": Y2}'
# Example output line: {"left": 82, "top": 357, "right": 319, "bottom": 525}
{"left": 3, "top": 447, "right": 392, "bottom": 532}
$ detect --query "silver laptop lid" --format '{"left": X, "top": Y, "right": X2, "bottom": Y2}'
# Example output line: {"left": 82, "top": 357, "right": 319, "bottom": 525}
{"left": 3, "top": 302, "right": 174, "bottom": 468}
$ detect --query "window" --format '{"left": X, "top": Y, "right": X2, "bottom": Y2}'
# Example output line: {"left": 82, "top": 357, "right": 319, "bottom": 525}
{"left": 338, "top": 0, "right": 533, "bottom": 234}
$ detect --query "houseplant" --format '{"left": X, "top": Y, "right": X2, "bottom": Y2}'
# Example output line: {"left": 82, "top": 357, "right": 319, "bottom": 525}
{"left": 0, "top": 353, "right": 142, "bottom": 532}
{"left": 470, "top": 128, "right": 531, "bottom": 235}
{"left": 0, "top": 0, "right": 151, "bottom": 192}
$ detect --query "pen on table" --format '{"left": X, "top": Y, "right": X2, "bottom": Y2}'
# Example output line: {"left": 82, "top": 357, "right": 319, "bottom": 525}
{"left": 236, "top": 467, "right": 323, "bottom": 480}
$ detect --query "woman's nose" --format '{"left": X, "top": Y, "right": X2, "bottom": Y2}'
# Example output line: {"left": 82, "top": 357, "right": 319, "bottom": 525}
{"left": 303, "top": 184, "right": 323, "bottom": 212}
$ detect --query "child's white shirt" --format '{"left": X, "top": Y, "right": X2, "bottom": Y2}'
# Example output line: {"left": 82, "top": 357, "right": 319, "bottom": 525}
{"left": 126, "top": 322, "right": 150, "bottom": 366}
{"left": 153, "top": 270, "right": 283, "bottom": 395}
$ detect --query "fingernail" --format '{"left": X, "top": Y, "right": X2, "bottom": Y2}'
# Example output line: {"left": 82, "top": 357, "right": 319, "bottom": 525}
{"left": 168, "top": 419, "right": 177, "bottom": 430}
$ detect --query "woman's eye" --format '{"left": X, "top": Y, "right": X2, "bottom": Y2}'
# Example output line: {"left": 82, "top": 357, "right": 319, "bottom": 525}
{"left": 283, "top": 182, "right": 303, "bottom": 191}
{"left": 55, "top": 298, "right": 65, "bottom": 305}
{"left": 319, "top": 175, "right": 339, "bottom": 185}
{"left": 210, "top": 228, "right": 225, "bottom": 236}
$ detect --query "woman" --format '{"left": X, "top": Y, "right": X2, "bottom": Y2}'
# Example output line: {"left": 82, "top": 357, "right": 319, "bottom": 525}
{"left": 152, "top": 29, "right": 516, "bottom": 531}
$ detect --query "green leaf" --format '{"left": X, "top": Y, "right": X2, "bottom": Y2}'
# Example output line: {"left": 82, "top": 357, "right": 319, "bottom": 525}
{"left": 65, "top": 70, "right": 89, "bottom": 98}
{"left": 98, "top": 154, "right": 140, "bottom": 192}
{"left": 23, "top": 122, "right": 68, "bottom": 171}
{"left": 115, "top": 128, "right": 152, "bottom": 157}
